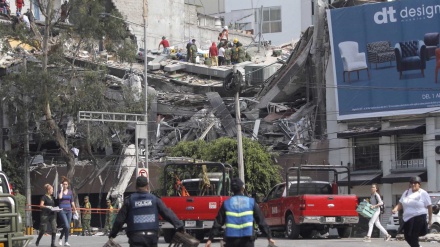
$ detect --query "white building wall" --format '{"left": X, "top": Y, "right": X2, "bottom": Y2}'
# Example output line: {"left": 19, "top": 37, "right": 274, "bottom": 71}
{"left": 221, "top": 0, "right": 312, "bottom": 46}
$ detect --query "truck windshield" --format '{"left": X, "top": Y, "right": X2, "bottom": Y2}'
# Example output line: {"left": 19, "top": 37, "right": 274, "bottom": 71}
{"left": 0, "top": 174, "right": 10, "bottom": 194}
{"left": 163, "top": 162, "right": 231, "bottom": 197}
{"left": 288, "top": 182, "right": 332, "bottom": 196}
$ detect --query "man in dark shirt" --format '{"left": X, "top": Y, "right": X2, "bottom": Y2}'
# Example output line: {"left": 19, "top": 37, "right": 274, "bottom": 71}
{"left": 109, "top": 176, "right": 184, "bottom": 247}
{"left": 205, "top": 178, "right": 275, "bottom": 247}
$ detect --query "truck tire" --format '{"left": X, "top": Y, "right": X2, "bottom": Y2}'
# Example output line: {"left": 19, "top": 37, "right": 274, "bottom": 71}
{"left": 337, "top": 226, "right": 352, "bottom": 238}
{"left": 163, "top": 229, "right": 175, "bottom": 243}
{"left": 285, "top": 215, "right": 300, "bottom": 239}
{"left": 430, "top": 224, "right": 440, "bottom": 234}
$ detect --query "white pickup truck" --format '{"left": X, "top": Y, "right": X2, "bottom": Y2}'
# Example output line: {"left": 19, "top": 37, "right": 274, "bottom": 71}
{"left": 386, "top": 192, "right": 440, "bottom": 237}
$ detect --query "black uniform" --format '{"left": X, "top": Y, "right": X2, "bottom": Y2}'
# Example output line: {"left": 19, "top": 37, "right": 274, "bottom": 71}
{"left": 208, "top": 193, "right": 272, "bottom": 247}
{"left": 109, "top": 191, "right": 183, "bottom": 247}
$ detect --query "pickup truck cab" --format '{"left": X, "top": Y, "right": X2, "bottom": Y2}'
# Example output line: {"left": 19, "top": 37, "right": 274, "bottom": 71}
{"left": 159, "top": 158, "right": 232, "bottom": 243}
{"left": 259, "top": 165, "right": 359, "bottom": 239}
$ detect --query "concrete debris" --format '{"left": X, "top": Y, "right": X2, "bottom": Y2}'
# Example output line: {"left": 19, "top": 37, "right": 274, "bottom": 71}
{"left": 0, "top": 15, "right": 317, "bottom": 158}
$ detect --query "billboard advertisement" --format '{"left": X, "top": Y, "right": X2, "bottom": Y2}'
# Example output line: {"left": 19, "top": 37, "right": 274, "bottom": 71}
{"left": 327, "top": 0, "right": 440, "bottom": 120}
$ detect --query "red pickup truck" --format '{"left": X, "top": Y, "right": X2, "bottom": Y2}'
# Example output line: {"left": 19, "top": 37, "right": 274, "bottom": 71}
{"left": 159, "top": 158, "right": 232, "bottom": 243}
{"left": 259, "top": 165, "right": 359, "bottom": 239}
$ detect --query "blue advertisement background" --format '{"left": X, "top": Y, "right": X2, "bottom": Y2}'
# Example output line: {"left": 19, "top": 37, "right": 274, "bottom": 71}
{"left": 328, "top": 0, "right": 440, "bottom": 119}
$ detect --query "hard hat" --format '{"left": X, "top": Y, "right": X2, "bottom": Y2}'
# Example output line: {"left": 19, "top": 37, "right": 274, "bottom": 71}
{"left": 233, "top": 38, "right": 238, "bottom": 43}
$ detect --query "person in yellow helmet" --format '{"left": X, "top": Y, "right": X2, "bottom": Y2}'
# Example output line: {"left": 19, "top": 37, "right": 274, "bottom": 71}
{"left": 233, "top": 38, "right": 243, "bottom": 49}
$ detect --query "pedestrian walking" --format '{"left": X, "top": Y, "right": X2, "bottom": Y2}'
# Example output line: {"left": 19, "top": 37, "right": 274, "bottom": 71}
{"left": 58, "top": 176, "right": 78, "bottom": 246}
{"left": 158, "top": 36, "right": 170, "bottom": 55}
{"left": 35, "top": 184, "right": 57, "bottom": 247}
{"left": 205, "top": 178, "right": 275, "bottom": 247}
{"left": 209, "top": 42, "right": 218, "bottom": 67}
{"left": 363, "top": 183, "right": 391, "bottom": 242}
{"left": 103, "top": 199, "right": 114, "bottom": 235}
{"left": 108, "top": 176, "right": 184, "bottom": 247}
{"left": 82, "top": 196, "right": 92, "bottom": 236}
{"left": 392, "top": 176, "right": 432, "bottom": 247}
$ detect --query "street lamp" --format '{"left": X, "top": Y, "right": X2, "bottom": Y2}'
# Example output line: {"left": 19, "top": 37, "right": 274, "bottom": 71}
{"left": 99, "top": 9, "right": 149, "bottom": 179}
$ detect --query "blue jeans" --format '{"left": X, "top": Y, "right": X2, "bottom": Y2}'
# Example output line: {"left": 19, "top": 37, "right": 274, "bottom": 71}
{"left": 58, "top": 209, "right": 72, "bottom": 242}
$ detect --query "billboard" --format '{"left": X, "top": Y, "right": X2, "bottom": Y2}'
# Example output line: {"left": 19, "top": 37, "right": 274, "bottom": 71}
{"left": 327, "top": 0, "right": 440, "bottom": 120}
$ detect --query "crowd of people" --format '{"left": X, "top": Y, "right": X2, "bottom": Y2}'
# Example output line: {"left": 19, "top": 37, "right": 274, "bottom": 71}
{"left": 157, "top": 25, "right": 250, "bottom": 66}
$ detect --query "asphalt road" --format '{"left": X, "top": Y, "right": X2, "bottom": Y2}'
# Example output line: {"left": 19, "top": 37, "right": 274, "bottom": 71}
{"left": 27, "top": 235, "right": 440, "bottom": 247}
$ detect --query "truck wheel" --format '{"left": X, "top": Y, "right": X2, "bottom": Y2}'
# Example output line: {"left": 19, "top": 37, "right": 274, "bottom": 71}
{"left": 337, "top": 226, "right": 352, "bottom": 238}
{"left": 430, "top": 224, "right": 440, "bottom": 234}
{"left": 163, "top": 229, "right": 175, "bottom": 243}
{"left": 285, "top": 215, "right": 300, "bottom": 239}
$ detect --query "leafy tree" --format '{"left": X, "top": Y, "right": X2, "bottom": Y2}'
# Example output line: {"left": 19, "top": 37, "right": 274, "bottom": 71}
{"left": 0, "top": 0, "right": 142, "bottom": 209}
{"left": 166, "top": 137, "right": 282, "bottom": 196}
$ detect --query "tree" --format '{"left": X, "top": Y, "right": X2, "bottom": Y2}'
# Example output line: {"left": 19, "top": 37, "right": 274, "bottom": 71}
{"left": 0, "top": 0, "right": 142, "bottom": 212}
{"left": 166, "top": 137, "right": 282, "bottom": 196}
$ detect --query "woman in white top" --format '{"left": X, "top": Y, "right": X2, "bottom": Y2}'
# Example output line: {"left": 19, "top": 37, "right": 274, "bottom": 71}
{"left": 364, "top": 183, "right": 391, "bottom": 242}
{"left": 218, "top": 44, "right": 225, "bottom": 66}
{"left": 392, "top": 176, "right": 432, "bottom": 247}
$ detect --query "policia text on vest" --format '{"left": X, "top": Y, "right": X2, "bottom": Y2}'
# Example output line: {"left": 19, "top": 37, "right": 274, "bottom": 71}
{"left": 109, "top": 176, "right": 184, "bottom": 247}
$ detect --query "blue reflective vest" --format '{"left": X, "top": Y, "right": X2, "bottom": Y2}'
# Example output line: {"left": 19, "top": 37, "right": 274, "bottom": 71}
{"left": 224, "top": 196, "right": 254, "bottom": 237}
{"left": 126, "top": 192, "right": 159, "bottom": 233}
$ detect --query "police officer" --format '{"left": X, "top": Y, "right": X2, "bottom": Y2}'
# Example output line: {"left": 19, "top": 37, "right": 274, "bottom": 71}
{"left": 109, "top": 176, "right": 184, "bottom": 247}
{"left": 205, "top": 178, "right": 275, "bottom": 247}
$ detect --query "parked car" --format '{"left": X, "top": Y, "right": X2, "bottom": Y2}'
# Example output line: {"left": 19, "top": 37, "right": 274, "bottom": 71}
{"left": 386, "top": 192, "right": 440, "bottom": 237}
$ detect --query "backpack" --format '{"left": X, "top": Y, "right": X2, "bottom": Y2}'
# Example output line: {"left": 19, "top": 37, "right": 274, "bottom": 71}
{"left": 375, "top": 194, "right": 384, "bottom": 214}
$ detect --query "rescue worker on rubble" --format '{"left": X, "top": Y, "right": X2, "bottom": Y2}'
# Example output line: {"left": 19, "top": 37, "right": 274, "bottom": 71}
{"left": 189, "top": 39, "right": 198, "bottom": 63}
{"left": 224, "top": 44, "right": 232, "bottom": 65}
{"left": 205, "top": 178, "right": 275, "bottom": 247}
{"left": 186, "top": 39, "right": 192, "bottom": 62}
{"left": 109, "top": 176, "right": 184, "bottom": 247}
{"left": 158, "top": 36, "right": 170, "bottom": 55}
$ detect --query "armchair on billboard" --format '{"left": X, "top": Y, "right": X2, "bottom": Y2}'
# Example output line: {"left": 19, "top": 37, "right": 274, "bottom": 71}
{"left": 327, "top": 0, "right": 440, "bottom": 120}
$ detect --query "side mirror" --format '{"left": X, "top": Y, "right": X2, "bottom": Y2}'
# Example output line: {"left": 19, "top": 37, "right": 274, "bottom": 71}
{"left": 433, "top": 204, "right": 440, "bottom": 215}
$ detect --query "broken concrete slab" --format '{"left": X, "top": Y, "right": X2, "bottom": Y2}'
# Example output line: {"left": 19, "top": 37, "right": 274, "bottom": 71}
{"left": 164, "top": 63, "right": 186, "bottom": 72}
{"left": 206, "top": 92, "right": 237, "bottom": 137}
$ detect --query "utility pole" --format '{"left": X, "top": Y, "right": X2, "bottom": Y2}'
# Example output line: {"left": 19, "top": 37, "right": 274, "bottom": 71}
{"left": 233, "top": 65, "right": 245, "bottom": 183}
{"left": 142, "top": 0, "right": 149, "bottom": 179}
{"left": 23, "top": 57, "right": 32, "bottom": 233}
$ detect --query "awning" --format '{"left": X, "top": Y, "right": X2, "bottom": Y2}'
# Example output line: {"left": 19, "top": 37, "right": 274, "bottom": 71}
{"left": 337, "top": 129, "right": 380, "bottom": 139}
{"left": 380, "top": 124, "right": 425, "bottom": 136}
{"left": 337, "top": 124, "right": 426, "bottom": 139}
{"left": 339, "top": 172, "right": 382, "bottom": 186}
{"left": 381, "top": 171, "right": 427, "bottom": 184}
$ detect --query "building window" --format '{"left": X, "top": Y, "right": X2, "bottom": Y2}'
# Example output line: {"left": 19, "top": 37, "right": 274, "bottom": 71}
{"left": 396, "top": 134, "right": 423, "bottom": 161}
{"left": 259, "top": 6, "right": 282, "bottom": 34}
{"left": 353, "top": 137, "right": 380, "bottom": 171}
